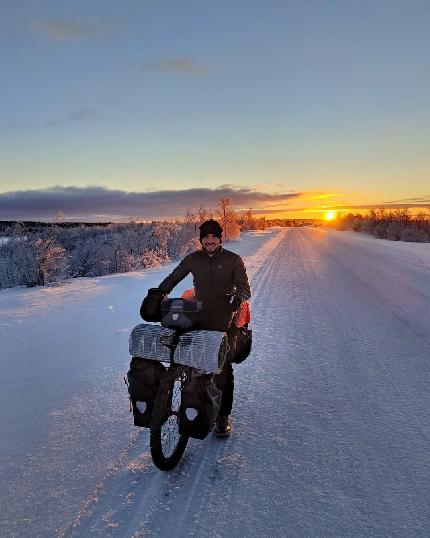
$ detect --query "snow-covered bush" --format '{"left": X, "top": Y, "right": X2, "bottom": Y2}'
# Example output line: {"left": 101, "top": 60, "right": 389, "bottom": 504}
{"left": 140, "top": 249, "right": 164, "bottom": 268}
{"left": 238, "top": 210, "right": 268, "bottom": 232}
{"left": 32, "top": 236, "right": 70, "bottom": 286}
{"left": 69, "top": 236, "right": 102, "bottom": 277}
{"left": 337, "top": 209, "right": 430, "bottom": 243}
{"left": 400, "top": 226, "right": 429, "bottom": 242}
{"left": 0, "top": 232, "right": 69, "bottom": 288}
{"left": 386, "top": 221, "right": 403, "bottom": 241}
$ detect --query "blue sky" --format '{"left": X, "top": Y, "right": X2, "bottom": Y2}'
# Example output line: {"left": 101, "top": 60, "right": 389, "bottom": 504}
{"left": 1, "top": 0, "right": 429, "bottom": 220}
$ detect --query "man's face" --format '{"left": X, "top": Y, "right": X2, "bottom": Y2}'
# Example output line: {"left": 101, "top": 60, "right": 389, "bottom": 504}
{"left": 201, "top": 233, "right": 221, "bottom": 255}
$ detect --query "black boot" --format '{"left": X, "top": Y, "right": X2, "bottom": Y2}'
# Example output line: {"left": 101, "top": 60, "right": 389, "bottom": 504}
{"left": 214, "top": 415, "right": 232, "bottom": 437}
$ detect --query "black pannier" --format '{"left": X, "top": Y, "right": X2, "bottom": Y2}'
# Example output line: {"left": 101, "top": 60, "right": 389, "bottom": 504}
{"left": 161, "top": 298, "right": 202, "bottom": 330}
{"left": 178, "top": 376, "right": 222, "bottom": 439}
{"left": 232, "top": 327, "right": 252, "bottom": 364}
{"left": 140, "top": 288, "right": 165, "bottom": 322}
{"left": 127, "top": 358, "right": 166, "bottom": 427}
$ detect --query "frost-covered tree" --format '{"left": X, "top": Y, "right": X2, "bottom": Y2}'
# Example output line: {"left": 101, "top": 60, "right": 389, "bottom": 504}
{"left": 216, "top": 198, "right": 240, "bottom": 241}
{"left": 33, "top": 236, "right": 69, "bottom": 285}
{"left": 70, "top": 236, "right": 101, "bottom": 277}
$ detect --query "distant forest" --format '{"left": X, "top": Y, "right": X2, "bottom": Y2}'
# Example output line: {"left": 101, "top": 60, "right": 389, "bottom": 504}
{"left": 0, "top": 198, "right": 305, "bottom": 290}
{"left": 335, "top": 209, "right": 430, "bottom": 242}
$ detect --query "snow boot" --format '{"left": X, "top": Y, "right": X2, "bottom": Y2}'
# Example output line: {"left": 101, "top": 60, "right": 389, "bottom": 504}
{"left": 214, "top": 415, "right": 232, "bottom": 437}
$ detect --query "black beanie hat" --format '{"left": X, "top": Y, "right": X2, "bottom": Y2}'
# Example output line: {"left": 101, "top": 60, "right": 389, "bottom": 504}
{"left": 199, "top": 219, "right": 223, "bottom": 242}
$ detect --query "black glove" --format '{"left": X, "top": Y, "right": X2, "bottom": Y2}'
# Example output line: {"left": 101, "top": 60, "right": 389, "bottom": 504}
{"left": 149, "top": 287, "right": 165, "bottom": 296}
{"left": 140, "top": 288, "right": 166, "bottom": 322}
{"left": 229, "top": 294, "right": 242, "bottom": 312}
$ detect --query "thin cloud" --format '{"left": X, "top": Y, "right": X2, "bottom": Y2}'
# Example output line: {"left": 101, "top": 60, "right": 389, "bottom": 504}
{"left": 311, "top": 192, "right": 345, "bottom": 200}
{"left": 147, "top": 57, "right": 210, "bottom": 77}
{"left": 0, "top": 185, "right": 304, "bottom": 221}
{"left": 70, "top": 109, "right": 97, "bottom": 122}
{"left": 250, "top": 207, "right": 311, "bottom": 215}
{"left": 43, "top": 108, "right": 98, "bottom": 127}
{"left": 326, "top": 203, "right": 430, "bottom": 211}
{"left": 35, "top": 19, "right": 112, "bottom": 42}
{"left": 384, "top": 196, "right": 430, "bottom": 204}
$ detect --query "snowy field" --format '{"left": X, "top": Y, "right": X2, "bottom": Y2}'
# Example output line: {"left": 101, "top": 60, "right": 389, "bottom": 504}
{"left": 0, "top": 227, "right": 429, "bottom": 537}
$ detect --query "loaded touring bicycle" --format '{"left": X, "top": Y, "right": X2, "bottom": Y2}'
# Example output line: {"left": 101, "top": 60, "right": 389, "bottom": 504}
{"left": 125, "top": 288, "right": 252, "bottom": 471}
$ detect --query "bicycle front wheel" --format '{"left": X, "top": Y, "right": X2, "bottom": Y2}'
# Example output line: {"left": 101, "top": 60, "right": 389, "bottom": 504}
{"left": 150, "top": 364, "right": 190, "bottom": 471}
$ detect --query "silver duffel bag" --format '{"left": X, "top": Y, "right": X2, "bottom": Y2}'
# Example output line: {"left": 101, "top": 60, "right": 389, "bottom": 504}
{"left": 129, "top": 323, "right": 176, "bottom": 362}
{"left": 173, "top": 330, "right": 227, "bottom": 373}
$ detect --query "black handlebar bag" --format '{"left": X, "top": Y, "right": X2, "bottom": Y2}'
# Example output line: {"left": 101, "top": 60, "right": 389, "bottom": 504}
{"left": 161, "top": 298, "right": 202, "bottom": 330}
{"left": 140, "top": 288, "right": 165, "bottom": 322}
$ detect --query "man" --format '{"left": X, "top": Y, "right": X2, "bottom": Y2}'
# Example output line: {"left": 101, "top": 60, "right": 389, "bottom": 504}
{"left": 157, "top": 219, "right": 251, "bottom": 436}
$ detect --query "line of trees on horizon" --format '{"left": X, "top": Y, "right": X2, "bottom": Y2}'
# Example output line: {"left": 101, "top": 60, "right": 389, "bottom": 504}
{"left": 334, "top": 209, "right": 430, "bottom": 242}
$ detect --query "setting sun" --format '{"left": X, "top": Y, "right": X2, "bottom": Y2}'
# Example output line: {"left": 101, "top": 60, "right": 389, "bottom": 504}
{"left": 325, "top": 210, "right": 337, "bottom": 221}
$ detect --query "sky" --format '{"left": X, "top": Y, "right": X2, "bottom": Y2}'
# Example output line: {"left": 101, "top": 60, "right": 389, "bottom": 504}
{"left": 0, "top": 0, "right": 429, "bottom": 221}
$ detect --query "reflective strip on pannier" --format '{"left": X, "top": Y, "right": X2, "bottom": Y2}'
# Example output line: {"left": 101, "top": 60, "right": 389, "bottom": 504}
{"left": 129, "top": 323, "right": 176, "bottom": 362}
{"left": 173, "top": 330, "right": 227, "bottom": 373}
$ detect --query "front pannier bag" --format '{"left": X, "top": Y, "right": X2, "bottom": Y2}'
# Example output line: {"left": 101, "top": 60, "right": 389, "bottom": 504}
{"left": 161, "top": 298, "right": 202, "bottom": 330}
{"left": 178, "top": 376, "right": 222, "bottom": 439}
{"left": 127, "top": 358, "right": 166, "bottom": 427}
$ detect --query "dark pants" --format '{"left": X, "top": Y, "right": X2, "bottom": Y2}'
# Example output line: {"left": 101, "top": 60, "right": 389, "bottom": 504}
{"left": 213, "top": 328, "right": 237, "bottom": 416}
{"left": 214, "top": 362, "right": 234, "bottom": 416}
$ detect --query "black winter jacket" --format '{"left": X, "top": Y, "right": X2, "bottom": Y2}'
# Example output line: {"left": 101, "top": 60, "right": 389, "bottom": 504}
{"left": 158, "top": 247, "right": 251, "bottom": 331}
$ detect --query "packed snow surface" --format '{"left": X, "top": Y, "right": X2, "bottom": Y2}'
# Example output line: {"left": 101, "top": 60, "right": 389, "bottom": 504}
{"left": 0, "top": 228, "right": 429, "bottom": 537}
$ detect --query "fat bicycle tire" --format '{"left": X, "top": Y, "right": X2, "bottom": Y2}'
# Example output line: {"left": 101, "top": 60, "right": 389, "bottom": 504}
{"left": 150, "top": 364, "right": 190, "bottom": 471}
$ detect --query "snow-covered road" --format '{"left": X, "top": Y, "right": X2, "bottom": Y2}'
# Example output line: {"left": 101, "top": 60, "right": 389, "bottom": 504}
{"left": 1, "top": 228, "right": 429, "bottom": 537}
